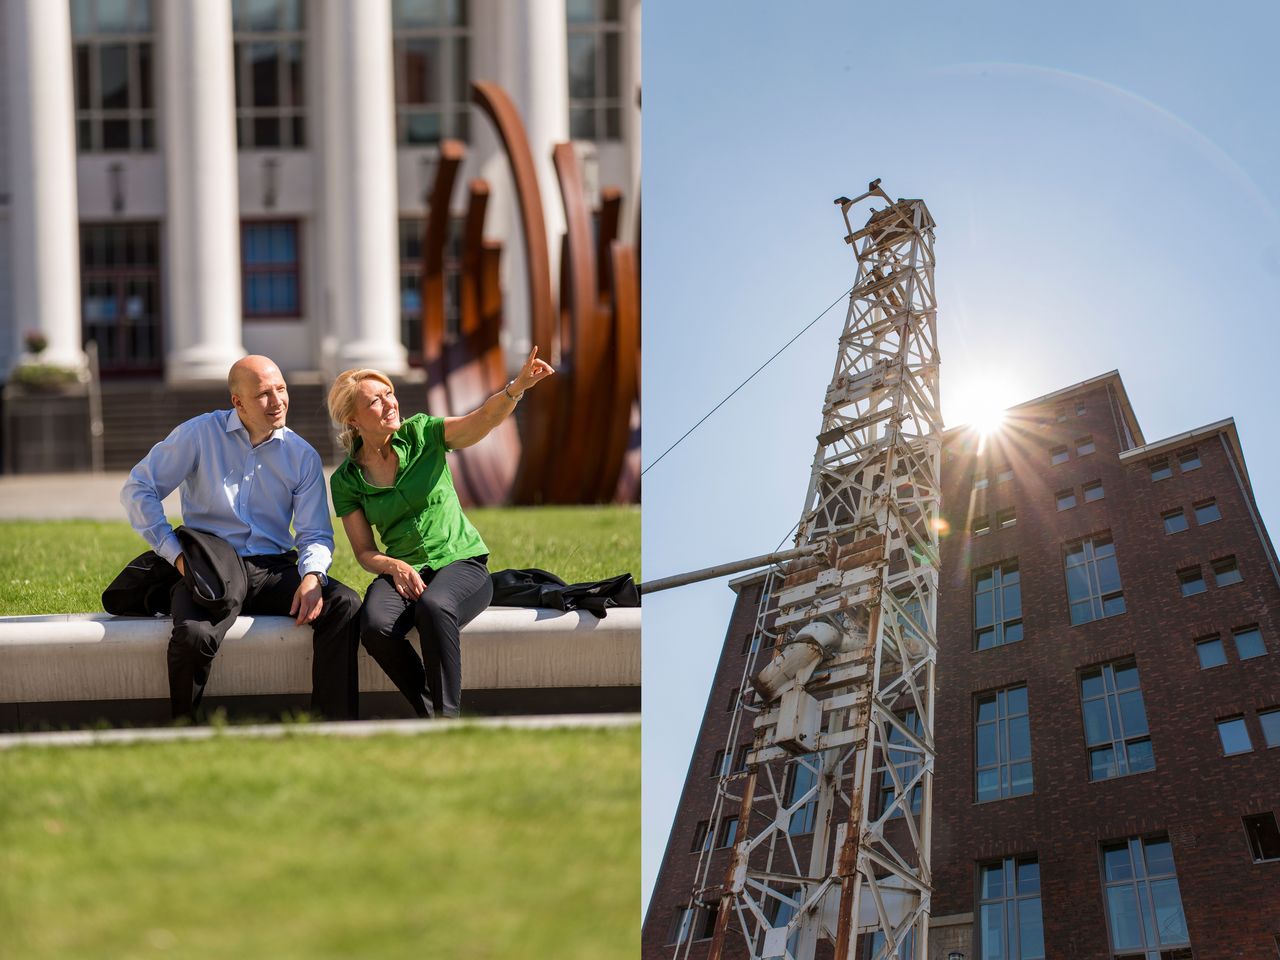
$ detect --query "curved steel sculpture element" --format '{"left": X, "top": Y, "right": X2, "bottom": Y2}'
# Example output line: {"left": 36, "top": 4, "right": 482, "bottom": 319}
{"left": 596, "top": 241, "right": 639, "bottom": 501}
{"left": 469, "top": 80, "right": 569, "bottom": 504}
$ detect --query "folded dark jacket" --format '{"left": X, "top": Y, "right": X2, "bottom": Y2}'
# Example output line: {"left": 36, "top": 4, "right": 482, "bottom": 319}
{"left": 489, "top": 568, "right": 640, "bottom": 619}
{"left": 102, "top": 527, "right": 247, "bottom": 620}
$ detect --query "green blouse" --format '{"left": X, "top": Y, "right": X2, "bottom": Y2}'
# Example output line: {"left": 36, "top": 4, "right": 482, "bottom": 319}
{"left": 330, "top": 413, "right": 488, "bottom": 570}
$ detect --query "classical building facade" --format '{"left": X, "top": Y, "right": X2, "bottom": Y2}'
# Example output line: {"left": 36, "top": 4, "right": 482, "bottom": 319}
{"left": 645, "top": 371, "right": 1280, "bottom": 959}
{"left": 0, "top": 0, "right": 640, "bottom": 383}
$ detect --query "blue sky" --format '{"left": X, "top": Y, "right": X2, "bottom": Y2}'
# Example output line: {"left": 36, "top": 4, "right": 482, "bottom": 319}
{"left": 640, "top": 1, "right": 1280, "bottom": 913}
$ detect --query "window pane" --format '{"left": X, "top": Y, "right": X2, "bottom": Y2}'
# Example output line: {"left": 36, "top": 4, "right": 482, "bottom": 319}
{"left": 1148, "top": 878, "right": 1188, "bottom": 943}
{"left": 1002, "top": 582, "right": 1021, "bottom": 618}
{"left": 975, "top": 592, "right": 994, "bottom": 628}
{"left": 1103, "top": 844, "right": 1133, "bottom": 881}
{"left": 976, "top": 725, "right": 998, "bottom": 766}
{"left": 980, "top": 903, "right": 1004, "bottom": 960}
{"left": 1097, "top": 555, "right": 1122, "bottom": 594}
{"left": 254, "top": 115, "right": 281, "bottom": 146}
{"left": 1082, "top": 699, "right": 1110, "bottom": 745}
{"left": 1143, "top": 839, "right": 1175, "bottom": 876}
{"left": 1084, "top": 481, "right": 1104, "bottom": 502}
{"left": 1066, "top": 566, "right": 1090, "bottom": 601}
{"left": 1214, "top": 560, "right": 1242, "bottom": 586}
{"left": 1196, "top": 638, "right": 1227, "bottom": 668}
{"left": 1179, "top": 450, "right": 1201, "bottom": 471}
{"left": 1019, "top": 898, "right": 1045, "bottom": 957}
{"left": 1126, "top": 738, "right": 1155, "bottom": 773}
{"left": 99, "top": 44, "right": 130, "bottom": 110}
{"left": 250, "top": 42, "right": 281, "bottom": 107}
{"left": 98, "top": 0, "right": 132, "bottom": 33}
{"left": 1089, "top": 746, "right": 1116, "bottom": 780}
{"left": 1106, "top": 886, "right": 1144, "bottom": 949}
{"left": 980, "top": 863, "right": 1004, "bottom": 900}
{"left": 976, "top": 768, "right": 1000, "bottom": 802}
{"left": 102, "top": 118, "right": 130, "bottom": 149}
{"left": 1151, "top": 460, "right": 1172, "bottom": 481}
{"left": 1117, "top": 690, "right": 1148, "bottom": 736}
{"left": 1194, "top": 501, "right": 1220, "bottom": 524}
{"left": 1163, "top": 510, "right": 1188, "bottom": 533}
{"left": 568, "top": 33, "right": 596, "bottom": 98}
{"left": 1217, "top": 717, "right": 1252, "bottom": 754}
{"left": 1017, "top": 860, "right": 1040, "bottom": 895}
{"left": 1003, "top": 621, "right": 1023, "bottom": 643}
{"left": 1180, "top": 572, "right": 1205, "bottom": 596}
{"left": 1260, "top": 709, "right": 1280, "bottom": 748}
{"left": 1010, "top": 762, "right": 1033, "bottom": 795}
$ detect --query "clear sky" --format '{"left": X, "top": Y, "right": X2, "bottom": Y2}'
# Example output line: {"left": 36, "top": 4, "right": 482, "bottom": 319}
{"left": 640, "top": 0, "right": 1280, "bottom": 915}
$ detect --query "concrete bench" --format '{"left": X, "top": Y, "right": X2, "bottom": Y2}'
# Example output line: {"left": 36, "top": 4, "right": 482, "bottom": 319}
{"left": 0, "top": 607, "right": 640, "bottom": 729}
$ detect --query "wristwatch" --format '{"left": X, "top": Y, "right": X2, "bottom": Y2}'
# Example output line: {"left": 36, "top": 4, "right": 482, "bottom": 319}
{"left": 308, "top": 571, "right": 328, "bottom": 588}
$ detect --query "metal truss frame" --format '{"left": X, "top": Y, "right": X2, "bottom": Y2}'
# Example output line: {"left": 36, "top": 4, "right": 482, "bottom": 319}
{"left": 678, "top": 183, "right": 941, "bottom": 960}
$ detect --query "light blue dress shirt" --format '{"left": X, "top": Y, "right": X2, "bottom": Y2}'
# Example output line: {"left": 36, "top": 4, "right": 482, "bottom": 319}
{"left": 121, "top": 409, "right": 334, "bottom": 578}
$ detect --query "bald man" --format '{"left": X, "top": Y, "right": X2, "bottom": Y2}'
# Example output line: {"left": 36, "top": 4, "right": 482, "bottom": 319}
{"left": 122, "top": 356, "right": 360, "bottom": 721}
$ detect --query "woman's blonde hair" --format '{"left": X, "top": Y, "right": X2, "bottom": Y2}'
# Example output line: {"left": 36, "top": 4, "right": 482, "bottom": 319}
{"left": 327, "top": 367, "right": 395, "bottom": 454}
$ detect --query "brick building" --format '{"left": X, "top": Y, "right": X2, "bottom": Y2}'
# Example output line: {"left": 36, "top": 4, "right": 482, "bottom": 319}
{"left": 644, "top": 370, "right": 1280, "bottom": 960}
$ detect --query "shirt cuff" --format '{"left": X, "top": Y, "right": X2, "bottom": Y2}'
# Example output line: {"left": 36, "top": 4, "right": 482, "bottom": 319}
{"left": 157, "top": 534, "right": 183, "bottom": 568}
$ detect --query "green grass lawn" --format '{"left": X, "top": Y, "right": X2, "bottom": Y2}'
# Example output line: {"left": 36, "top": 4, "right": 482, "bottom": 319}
{"left": 0, "top": 725, "right": 639, "bottom": 960}
{"left": 0, "top": 506, "right": 639, "bottom": 616}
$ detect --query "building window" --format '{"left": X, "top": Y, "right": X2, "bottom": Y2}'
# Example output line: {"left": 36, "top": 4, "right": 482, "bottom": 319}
{"left": 998, "top": 508, "right": 1017, "bottom": 529}
{"left": 1260, "top": 708, "right": 1280, "bottom": 748}
{"left": 1178, "top": 567, "right": 1206, "bottom": 597}
{"left": 1065, "top": 536, "right": 1125, "bottom": 625}
{"left": 1244, "top": 813, "right": 1280, "bottom": 862}
{"left": 1234, "top": 625, "right": 1266, "bottom": 660}
{"left": 398, "top": 217, "right": 463, "bottom": 367}
{"left": 1076, "top": 403, "right": 1087, "bottom": 416}
{"left": 1055, "top": 406, "right": 1069, "bottom": 422}
{"left": 80, "top": 222, "right": 162, "bottom": 373}
{"left": 975, "top": 561, "right": 1022, "bottom": 649}
{"left": 973, "top": 515, "right": 991, "bottom": 537}
{"left": 784, "top": 754, "right": 819, "bottom": 835}
{"left": 974, "top": 471, "right": 990, "bottom": 490}
{"left": 1162, "top": 509, "right": 1188, "bottom": 534}
{"left": 1213, "top": 556, "right": 1243, "bottom": 587}
{"left": 696, "top": 903, "right": 719, "bottom": 940}
{"left": 878, "top": 710, "right": 923, "bottom": 817}
{"left": 867, "top": 929, "right": 916, "bottom": 959}
{"left": 976, "top": 686, "right": 1033, "bottom": 802}
{"left": 566, "top": 0, "right": 624, "bottom": 140}
{"left": 232, "top": 0, "right": 306, "bottom": 148}
{"left": 391, "top": 0, "right": 470, "bottom": 144}
{"left": 1150, "top": 458, "right": 1172, "bottom": 481}
{"left": 241, "top": 221, "right": 301, "bottom": 318}
{"left": 709, "top": 749, "right": 727, "bottom": 778}
{"left": 1050, "top": 445, "right": 1069, "bottom": 465}
{"left": 70, "top": 0, "right": 156, "bottom": 152}
{"left": 690, "top": 820, "right": 710, "bottom": 853}
{"left": 1083, "top": 480, "right": 1104, "bottom": 503}
{"left": 1081, "top": 660, "right": 1153, "bottom": 781}
{"left": 977, "top": 856, "right": 1045, "bottom": 960}
{"left": 666, "top": 906, "right": 692, "bottom": 945}
{"left": 997, "top": 466, "right": 1014, "bottom": 483}
{"left": 1056, "top": 489, "right": 1077, "bottom": 511}
{"left": 727, "top": 689, "right": 740, "bottom": 712}
{"left": 1100, "top": 837, "right": 1190, "bottom": 957}
{"left": 716, "top": 816, "right": 739, "bottom": 848}
{"left": 1217, "top": 716, "right": 1252, "bottom": 755}
{"left": 1195, "top": 635, "right": 1226, "bottom": 669}
{"left": 1193, "top": 499, "right": 1221, "bottom": 524}
{"left": 1076, "top": 436, "right": 1096, "bottom": 456}
{"left": 733, "top": 743, "right": 751, "bottom": 773}
{"left": 1178, "top": 449, "right": 1201, "bottom": 472}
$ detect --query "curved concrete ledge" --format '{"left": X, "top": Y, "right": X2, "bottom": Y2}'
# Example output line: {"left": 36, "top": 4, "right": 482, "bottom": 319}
{"left": 0, "top": 607, "right": 640, "bottom": 704}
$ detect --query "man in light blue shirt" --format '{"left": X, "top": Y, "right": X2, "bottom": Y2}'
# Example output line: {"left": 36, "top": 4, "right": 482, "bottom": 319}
{"left": 122, "top": 355, "right": 360, "bottom": 720}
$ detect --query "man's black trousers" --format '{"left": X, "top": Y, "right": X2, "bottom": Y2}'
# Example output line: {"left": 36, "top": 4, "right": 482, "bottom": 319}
{"left": 358, "top": 556, "right": 492, "bottom": 719}
{"left": 167, "top": 552, "right": 360, "bottom": 721}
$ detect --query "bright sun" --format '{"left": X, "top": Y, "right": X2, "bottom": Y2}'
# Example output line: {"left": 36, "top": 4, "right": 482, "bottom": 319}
{"left": 947, "top": 380, "right": 1016, "bottom": 437}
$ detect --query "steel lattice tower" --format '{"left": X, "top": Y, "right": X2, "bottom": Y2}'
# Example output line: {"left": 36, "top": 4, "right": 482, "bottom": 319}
{"left": 676, "top": 182, "right": 941, "bottom": 960}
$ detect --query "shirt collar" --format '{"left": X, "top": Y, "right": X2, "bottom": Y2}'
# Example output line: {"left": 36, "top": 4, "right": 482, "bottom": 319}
{"left": 224, "top": 409, "right": 285, "bottom": 443}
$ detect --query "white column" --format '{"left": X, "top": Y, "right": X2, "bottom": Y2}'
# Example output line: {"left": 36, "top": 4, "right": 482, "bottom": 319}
{"left": 319, "top": 0, "right": 405, "bottom": 374}
{"left": 4, "top": 0, "right": 84, "bottom": 373}
{"left": 161, "top": 0, "right": 244, "bottom": 382}
{"left": 622, "top": 0, "right": 641, "bottom": 242}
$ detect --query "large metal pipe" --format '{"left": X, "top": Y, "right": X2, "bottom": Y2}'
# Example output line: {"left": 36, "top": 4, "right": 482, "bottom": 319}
{"left": 639, "top": 545, "right": 817, "bottom": 595}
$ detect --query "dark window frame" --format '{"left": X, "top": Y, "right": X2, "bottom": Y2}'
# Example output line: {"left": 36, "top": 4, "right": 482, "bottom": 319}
{"left": 241, "top": 219, "right": 303, "bottom": 320}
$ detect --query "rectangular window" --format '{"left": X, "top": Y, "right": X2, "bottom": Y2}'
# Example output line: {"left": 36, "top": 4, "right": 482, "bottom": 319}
{"left": 1076, "top": 436, "right": 1096, "bottom": 456}
{"left": 80, "top": 222, "right": 163, "bottom": 373}
{"left": 232, "top": 0, "right": 307, "bottom": 148}
{"left": 1178, "top": 567, "right": 1206, "bottom": 597}
{"left": 716, "top": 816, "right": 739, "bottom": 848}
{"left": 1213, "top": 556, "right": 1243, "bottom": 587}
{"left": 567, "top": 0, "right": 625, "bottom": 141}
{"left": 878, "top": 710, "right": 923, "bottom": 818}
{"left": 1244, "top": 813, "right": 1280, "bottom": 862}
{"left": 784, "top": 754, "right": 819, "bottom": 835}
{"left": 1194, "top": 499, "right": 1221, "bottom": 524}
{"left": 1234, "top": 625, "right": 1266, "bottom": 660}
{"left": 1076, "top": 403, "right": 1087, "bottom": 416}
{"left": 733, "top": 744, "right": 751, "bottom": 773}
{"left": 1162, "top": 509, "right": 1188, "bottom": 534}
{"left": 1056, "top": 489, "right": 1076, "bottom": 511}
{"left": 1101, "top": 837, "right": 1190, "bottom": 955}
{"left": 1217, "top": 716, "right": 1252, "bottom": 755}
{"left": 977, "top": 856, "right": 1045, "bottom": 960}
{"left": 71, "top": 0, "right": 156, "bottom": 152}
{"left": 973, "top": 515, "right": 991, "bottom": 537}
{"left": 1065, "top": 536, "right": 1125, "bottom": 625}
{"left": 1195, "top": 636, "right": 1227, "bottom": 669}
{"left": 1179, "top": 449, "right": 1201, "bottom": 472}
{"left": 696, "top": 903, "right": 719, "bottom": 940}
{"left": 997, "top": 466, "right": 1014, "bottom": 483}
{"left": 1260, "top": 708, "right": 1280, "bottom": 748}
{"left": 392, "top": 0, "right": 471, "bottom": 144}
{"left": 709, "top": 749, "right": 726, "bottom": 777}
{"left": 1050, "top": 445, "right": 1070, "bottom": 465}
{"left": 998, "top": 508, "right": 1017, "bottom": 529}
{"left": 1150, "top": 458, "right": 1172, "bottom": 481}
{"left": 1083, "top": 480, "right": 1104, "bottom": 503}
{"left": 666, "top": 906, "right": 692, "bottom": 945}
{"left": 1055, "top": 406, "right": 1069, "bottom": 422}
{"left": 241, "top": 221, "right": 301, "bottom": 318}
{"left": 975, "top": 561, "right": 1023, "bottom": 649}
{"left": 690, "top": 820, "right": 710, "bottom": 853}
{"left": 974, "top": 471, "right": 990, "bottom": 490}
{"left": 1081, "top": 660, "right": 1153, "bottom": 780}
{"left": 728, "top": 689, "right": 739, "bottom": 712}
{"left": 976, "top": 686, "right": 1033, "bottom": 802}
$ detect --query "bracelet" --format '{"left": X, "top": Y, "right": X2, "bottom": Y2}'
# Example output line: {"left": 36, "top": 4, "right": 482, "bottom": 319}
{"left": 503, "top": 380, "right": 524, "bottom": 402}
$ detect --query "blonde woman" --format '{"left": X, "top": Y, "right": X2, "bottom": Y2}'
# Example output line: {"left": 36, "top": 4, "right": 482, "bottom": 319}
{"left": 327, "top": 349, "right": 554, "bottom": 718}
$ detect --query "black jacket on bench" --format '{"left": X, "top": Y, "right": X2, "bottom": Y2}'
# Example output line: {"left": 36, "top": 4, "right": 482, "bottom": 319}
{"left": 489, "top": 568, "right": 640, "bottom": 619}
{"left": 102, "top": 527, "right": 246, "bottom": 620}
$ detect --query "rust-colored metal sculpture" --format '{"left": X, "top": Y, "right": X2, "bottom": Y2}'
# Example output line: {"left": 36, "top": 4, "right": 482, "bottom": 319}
{"left": 416, "top": 80, "right": 640, "bottom": 505}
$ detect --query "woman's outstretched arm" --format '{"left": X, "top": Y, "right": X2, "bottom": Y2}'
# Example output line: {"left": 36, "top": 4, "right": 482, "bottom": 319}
{"left": 443, "top": 346, "right": 555, "bottom": 449}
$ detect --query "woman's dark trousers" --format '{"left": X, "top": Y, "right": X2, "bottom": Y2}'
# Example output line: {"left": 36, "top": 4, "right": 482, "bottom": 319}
{"left": 358, "top": 556, "right": 492, "bottom": 718}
